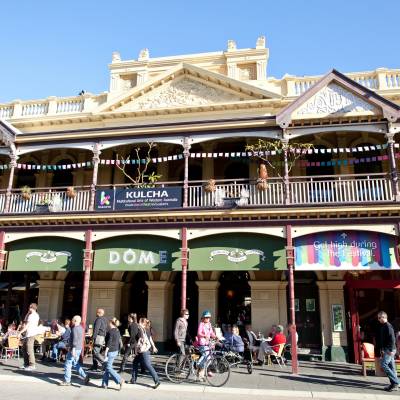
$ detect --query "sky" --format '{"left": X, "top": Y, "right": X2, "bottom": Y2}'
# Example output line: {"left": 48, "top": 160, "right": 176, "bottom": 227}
{"left": 1, "top": 0, "right": 399, "bottom": 103}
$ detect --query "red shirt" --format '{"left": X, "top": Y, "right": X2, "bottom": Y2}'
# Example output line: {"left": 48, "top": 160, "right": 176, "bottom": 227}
{"left": 270, "top": 333, "right": 286, "bottom": 353}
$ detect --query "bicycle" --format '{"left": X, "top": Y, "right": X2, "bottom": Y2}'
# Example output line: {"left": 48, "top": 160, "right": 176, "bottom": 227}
{"left": 165, "top": 343, "right": 230, "bottom": 387}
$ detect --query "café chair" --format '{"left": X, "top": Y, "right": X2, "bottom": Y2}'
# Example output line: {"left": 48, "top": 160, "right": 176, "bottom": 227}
{"left": 1, "top": 336, "right": 20, "bottom": 360}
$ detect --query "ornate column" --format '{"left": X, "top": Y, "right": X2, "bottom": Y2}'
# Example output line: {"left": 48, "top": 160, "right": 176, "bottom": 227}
{"left": 4, "top": 151, "right": 17, "bottom": 213}
{"left": 89, "top": 143, "right": 101, "bottom": 211}
{"left": 182, "top": 137, "right": 191, "bottom": 208}
{"left": 0, "top": 231, "right": 6, "bottom": 271}
{"left": 386, "top": 130, "right": 399, "bottom": 200}
{"left": 248, "top": 281, "right": 287, "bottom": 334}
{"left": 146, "top": 281, "right": 174, "bottom": 345}
{"left": 196, "top": 281, "right": 219, "bottom": 321}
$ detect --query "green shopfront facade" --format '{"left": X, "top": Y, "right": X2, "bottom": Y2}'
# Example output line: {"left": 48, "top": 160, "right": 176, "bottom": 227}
{"left": 2, "top": 224, "right": 400, "bottom": 362}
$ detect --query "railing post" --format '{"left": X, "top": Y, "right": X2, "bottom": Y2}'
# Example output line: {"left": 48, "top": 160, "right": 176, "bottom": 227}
{"left": 4, "top": 151, "right": 17, "bottom": 213}
{"left": 89, "top": 143, "right": 101, "bottom": 211}
{"left": 282, "top": 137, "right": 290, "bottom": 205}
{"left": 182, "top": 137, "right": 191, "bottom": 208}
{"left": 386, "top": 128, "right": 400, "bottom": 201}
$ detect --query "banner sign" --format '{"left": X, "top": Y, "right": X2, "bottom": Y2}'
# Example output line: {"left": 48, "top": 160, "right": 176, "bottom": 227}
{"left": 95, "top": 187, "right": 182, "bottom": 211}
{"left": 7, "top": 237, "right": 83, "bottom": 272}
{"left": 93, "top": 235, "right": 181, "bottom": 271}
{"left": 189, "top": 233, "right": 286, "bottom": 271}
{"left": 294, "top": 231, "right": 400, "bottom": 270}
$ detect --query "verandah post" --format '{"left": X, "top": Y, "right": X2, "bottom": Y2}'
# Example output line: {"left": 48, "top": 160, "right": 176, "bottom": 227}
{"left": 81, "top": 229, "right": 93, "bottom": 328}
{"left": 182, "top": 137, "right": 191, "bottom": 208}
{"left": 386, "top": 128, "right": 400, "bottom": 200}
{"left": 181, "top": 226, "right": 188, "bottom": 310}
{"left": 4, "top": 151, "right": 17, "bottom": 213}
{"left": 286, "top": 224, "right": 298, "bottom": 374}
{"left": 89, "top": 143, "right": 101, "bottom": 211}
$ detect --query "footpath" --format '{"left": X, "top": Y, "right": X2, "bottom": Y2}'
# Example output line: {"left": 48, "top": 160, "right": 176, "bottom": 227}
{"left": 0, "top": 355, "right": 398, "bottom": 400}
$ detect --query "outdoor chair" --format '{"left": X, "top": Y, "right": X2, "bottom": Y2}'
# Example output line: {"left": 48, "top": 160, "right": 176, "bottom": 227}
{"left": 266, "top": 343, "right": 286, "bottom": 368}
{"left": 1, "top": 336, "right": 20, "bottom": 360}
{"left": 34, "top": 334, "right": 45, "bottom": 354}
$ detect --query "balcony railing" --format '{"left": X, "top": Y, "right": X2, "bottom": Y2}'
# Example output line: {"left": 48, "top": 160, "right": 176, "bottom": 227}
{"left": 0, "top": 173, "right": 395, "bottom": 215}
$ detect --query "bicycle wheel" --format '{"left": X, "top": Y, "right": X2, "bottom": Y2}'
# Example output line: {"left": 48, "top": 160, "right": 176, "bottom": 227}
{"left": 205, "top": 355, "right": 230, "bottom": 387}
{"left": 165, "top": 353, "right": 190, "bottom": 383}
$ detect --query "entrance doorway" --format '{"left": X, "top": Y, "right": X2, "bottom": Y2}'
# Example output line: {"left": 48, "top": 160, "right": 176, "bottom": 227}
{"left": 62, "top": 272, "right": 83, "bottom": 320}
{"left": 128, "top": 272, "right": 148, "bottom": 319}
{"left": 218, "top": 272, "right": 251, "bottom": 330}
{"left": 345, "top": 274, "right": 400, "bottom": 363}
{"left": 288, "top": 272, "right": 322, "bottom": 352}
{"left": 172, "top": 271, "right": 198, "bottom": 339}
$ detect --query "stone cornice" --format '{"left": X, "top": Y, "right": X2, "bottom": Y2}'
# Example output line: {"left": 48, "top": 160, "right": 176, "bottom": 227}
{"left": 0, "top": 203, "right": 399, "bottom": 229}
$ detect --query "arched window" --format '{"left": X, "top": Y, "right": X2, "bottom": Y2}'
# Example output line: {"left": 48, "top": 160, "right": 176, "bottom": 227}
{"left": 353, "top": 142, "right": 382, "bottom": 175}
{"left": 52, "top": 159, "right": 74, "bottom": 187}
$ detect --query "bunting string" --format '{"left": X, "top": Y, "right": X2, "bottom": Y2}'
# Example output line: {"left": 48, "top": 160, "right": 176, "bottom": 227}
{"left": 1, "top": 143, "right": 399, "bottom": 171}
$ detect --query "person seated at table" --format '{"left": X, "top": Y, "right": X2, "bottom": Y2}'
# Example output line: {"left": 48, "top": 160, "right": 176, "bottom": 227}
{"left": 225, "top": 325, "right": 244, "bottom": 353}
{"left": 50, "top": 319, "right": 71, "bottom": 361}
{"left": 257, "top": 325, "right": 286, "bottom": 364}
{"left": 223, "top": 325, "right": 233, "bottom": 342}
{"left": 1, "top": 322, "right": 18, "bottom": 345}
{"left": 243, "top": 324, "right": 259, "bottom": 359}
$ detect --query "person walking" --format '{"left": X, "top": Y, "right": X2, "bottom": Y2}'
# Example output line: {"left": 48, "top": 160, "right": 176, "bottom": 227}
{"left": 60, "top": 315, "right": 90, "bottom": 386}
{"left": 130, "top": 318, "right": 160, "bottom": 389}
{"left": 194, "top": 310, "right": 216, "bottom": 381}
{"left": 18, "top": 303, "right": 40, "bottom": 371}
{"left": 101, "top": 318, "right": 124, "bottom": 390}
{"left": 174, "top": 309, "right": 189, "bottom": 356}
{"left": 119, "top": 313, "right": 139, "bottom": 373}
{"left": 376, "top": 311, "right": 399, "bottom": 392}
{"left": 91, "top": 308, "right": 108, "bottom": 371}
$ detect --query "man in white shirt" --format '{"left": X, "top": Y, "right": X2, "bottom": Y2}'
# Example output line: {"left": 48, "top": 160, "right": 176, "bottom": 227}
{"left": 18, "top": 303, "right": 40, "bottom": 371}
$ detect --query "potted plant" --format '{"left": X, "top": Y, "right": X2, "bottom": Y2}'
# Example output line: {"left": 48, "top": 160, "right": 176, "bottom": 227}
{"left": 21, "top": 186, "right": 32, "bottom": 201}
{"left": 204, "top": 179, "right": 216, "bottom": 193}
{"left": 256, "top": 163, "right": 268, "bottom": 191}
{"left": 66, "top": 186, "right": 77, "bottom": 198}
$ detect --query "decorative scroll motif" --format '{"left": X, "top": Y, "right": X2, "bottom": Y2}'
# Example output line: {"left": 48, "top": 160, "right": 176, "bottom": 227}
{"left": 25, "top": 250, "right": 72, "bottom": 263}
{"left": 127, "top": 78, "right": 241, "bottom": 111}
{"left": 209, "top": 249, "right": 266, "bottom": 263}
{"left": 295, "top": 83, "right": 376, "bottom": 116}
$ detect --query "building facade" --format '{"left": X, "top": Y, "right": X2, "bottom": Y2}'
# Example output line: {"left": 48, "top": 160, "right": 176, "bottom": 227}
{"left": 1, "top": 37, "right": 400, "bottom": 364}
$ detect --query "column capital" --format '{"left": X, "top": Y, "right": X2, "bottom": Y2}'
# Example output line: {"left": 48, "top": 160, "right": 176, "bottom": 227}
{"left": 37, "top": 279, "right": 66, "bottom": 289}
{"left": 146, "top": 281, "right": 173, "bottom": 290}
{"left": 90, "top": 281, "right": 124, "bottom": 289}
{"left": 316, "top": 280, "right": 345, "bottom": 290}
{"left": 385, "top": 131, "right": 395, "bottom": 143}
{"left": 249, "top": 281, "right": 284, "bottom": 290}
{"left": 92, "top": 143, "right": 101, "bottom": 162}
{"left": 196, "top": 280, "right": 220, "bottom": 290}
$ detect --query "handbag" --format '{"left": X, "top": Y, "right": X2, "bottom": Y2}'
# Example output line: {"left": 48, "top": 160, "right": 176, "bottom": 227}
{"left": 94, "top": 335, "right": 105, "bottom": 346}
{"left": 136, "top": 327, "right": 151, "bottom": 354}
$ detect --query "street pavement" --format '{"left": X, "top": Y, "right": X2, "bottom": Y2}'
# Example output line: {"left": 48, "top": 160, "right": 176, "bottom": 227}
{"left": 0, "top": 354, "right": 398, "bottom": 400}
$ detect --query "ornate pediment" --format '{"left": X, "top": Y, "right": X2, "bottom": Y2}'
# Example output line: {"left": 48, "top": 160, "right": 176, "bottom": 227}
{"left": 292, "top": 83, "right": 377, "bottom": 119}
{"left": 118, "top": 77, "right": 243, "bottom": 112}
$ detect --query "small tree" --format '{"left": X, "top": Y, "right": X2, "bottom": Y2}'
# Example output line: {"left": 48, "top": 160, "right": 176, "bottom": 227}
{"left": 246, "top": 139, "right": 313, "bottom": 182}
{"left": 116, "top": 142, "right": 162, "bottom": 187}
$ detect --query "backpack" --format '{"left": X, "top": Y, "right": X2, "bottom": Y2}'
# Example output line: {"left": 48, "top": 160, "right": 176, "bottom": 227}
{"left": 135, "top": 326, "right": 151, "bottom": 354}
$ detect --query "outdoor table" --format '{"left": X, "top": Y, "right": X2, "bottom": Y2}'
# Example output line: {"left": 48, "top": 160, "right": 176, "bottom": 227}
{"left": 43, "top": 335, "right": 60, "bottom": 358}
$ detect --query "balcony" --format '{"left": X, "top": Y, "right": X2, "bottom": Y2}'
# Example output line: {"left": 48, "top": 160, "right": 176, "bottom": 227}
{"left": 0, "top": 173, "right": 395, "bottom": 215}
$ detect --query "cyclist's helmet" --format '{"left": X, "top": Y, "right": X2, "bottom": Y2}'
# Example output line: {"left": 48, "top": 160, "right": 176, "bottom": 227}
{"left": 201, "top": 310, "right": 212, "bottom": 318}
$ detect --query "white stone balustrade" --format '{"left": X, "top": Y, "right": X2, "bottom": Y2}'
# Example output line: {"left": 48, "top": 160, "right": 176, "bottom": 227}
{"left": 0, "top": 68, "right": 399, "bottom": 119}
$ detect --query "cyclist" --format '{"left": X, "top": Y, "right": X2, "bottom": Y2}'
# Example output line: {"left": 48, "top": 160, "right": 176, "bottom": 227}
{"left": 194, "top": 310, "right": 216, "bottom": 381}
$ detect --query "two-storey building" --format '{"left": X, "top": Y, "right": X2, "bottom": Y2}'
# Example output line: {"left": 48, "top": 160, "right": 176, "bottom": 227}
{"left": 1, "top": 36, "right": 400, "bottom": 365}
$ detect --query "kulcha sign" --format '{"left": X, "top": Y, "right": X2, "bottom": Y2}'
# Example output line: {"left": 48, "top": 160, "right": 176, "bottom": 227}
{"left": 189, "top": 233, "right": 287, "bottom": 271}
{"left": 6, "top": 237, "right": 83, "bottom": 271}
{"left": 294, "top": 231, "right": 400, "bottom": 270}
{"left": 95, "top": 187, "right": 182, "bottom": 211}
{"left": 93, "top": 235, "right": 181, "bottom": 271}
